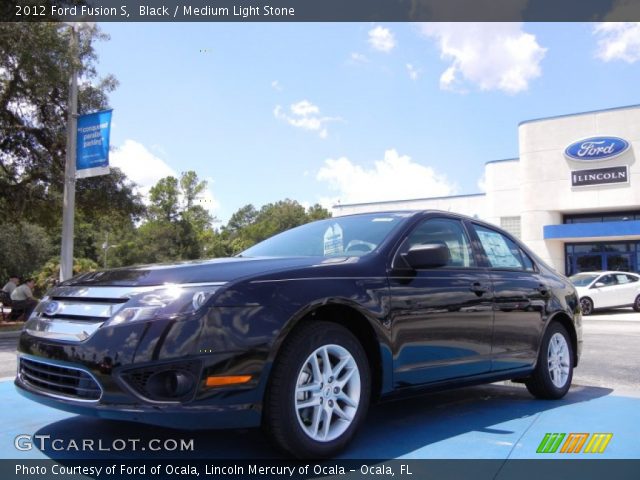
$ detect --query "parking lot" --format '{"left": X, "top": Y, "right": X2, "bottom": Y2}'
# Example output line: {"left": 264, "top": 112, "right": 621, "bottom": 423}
{"left": 1, "top": 309, "right": 638, "bottom": 463}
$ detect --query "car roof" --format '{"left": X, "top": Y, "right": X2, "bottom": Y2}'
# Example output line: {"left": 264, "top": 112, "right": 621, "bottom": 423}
{"left": 573, "top": 271, "right": 639, "bottom": 276}
{"left": 338, "top": 209, "right": 480, "bottom": 221}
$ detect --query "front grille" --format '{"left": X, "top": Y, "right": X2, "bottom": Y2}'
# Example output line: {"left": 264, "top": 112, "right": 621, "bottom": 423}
{"left": 19, "top": 357, "right": 102, "bottom": 401}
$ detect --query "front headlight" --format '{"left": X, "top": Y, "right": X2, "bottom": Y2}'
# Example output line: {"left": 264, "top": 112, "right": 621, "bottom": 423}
{"left": 106, "top": 285, "right": 221, "bottom": 327}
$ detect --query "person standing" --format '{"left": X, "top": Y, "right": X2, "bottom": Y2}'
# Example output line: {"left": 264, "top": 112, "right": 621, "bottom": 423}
{"left": 2, "top": 275, "right": 19, "bottom": 296}
{"left": 10, "top": 279, "right": 38, "bottom": 320}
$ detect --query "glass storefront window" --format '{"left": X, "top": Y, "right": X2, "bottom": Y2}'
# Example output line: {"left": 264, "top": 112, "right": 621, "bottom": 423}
{"left": 566, "top": 241, "right": 640, "bottom": 276}
{"left": 564, "top": 211, "right": 640, "bottom": 224}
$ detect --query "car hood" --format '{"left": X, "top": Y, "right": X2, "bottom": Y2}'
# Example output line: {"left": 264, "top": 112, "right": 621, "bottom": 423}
{"left": 62, "top": 256, "right": 357, "bottom": 287}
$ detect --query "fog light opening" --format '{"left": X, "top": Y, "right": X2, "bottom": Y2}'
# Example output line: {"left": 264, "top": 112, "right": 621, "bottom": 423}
{"left": 146, "top": 370, "right": 195, "bottom": 399}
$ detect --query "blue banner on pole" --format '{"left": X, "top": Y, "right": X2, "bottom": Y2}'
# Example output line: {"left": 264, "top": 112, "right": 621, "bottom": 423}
{"left": 76, "top": 110, "right": 113, "bottom": 179}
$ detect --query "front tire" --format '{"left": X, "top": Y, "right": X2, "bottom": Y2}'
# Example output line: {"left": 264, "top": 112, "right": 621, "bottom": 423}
{"left": 580, "top": 297, "right": 594, "bottom": 316}
{"left": 525, "top": 322, "right": 574, "bottom": 399}
{"left": 263, "top": 321, "right": 371, "bottom": 458}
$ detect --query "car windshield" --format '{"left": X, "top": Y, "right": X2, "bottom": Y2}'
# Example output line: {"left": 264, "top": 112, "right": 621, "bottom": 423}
{"left": 569, "top": 273, "right": 600, "bottom": 287}
{"left": 240, "top": 213, "right": 410, "bottom": 257}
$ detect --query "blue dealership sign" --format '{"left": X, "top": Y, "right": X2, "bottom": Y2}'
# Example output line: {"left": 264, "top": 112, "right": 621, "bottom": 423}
{"left": 76, "top": 109, "right": 113, "bottom": 178}
{"left": 564, "top": 136, "right": 629, "bottom": 162}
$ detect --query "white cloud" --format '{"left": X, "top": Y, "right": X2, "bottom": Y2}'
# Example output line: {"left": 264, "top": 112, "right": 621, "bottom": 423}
{"left": 350, "top": 52, "right": 369, "bottom": 64}
{"left": 420, "top": 23, "right": 546, "bottom": 94}
{"left": 316, "top": 149, "right": 456, "bottom": 205}
{"left": 111, "top": 139, "right": 220, "bottom": 215}
{"left": 406, "top": 63, "right": 420, "bottom": 80}
{"left": 274, "top": 100, "right": 341, "bottom": 139}
{"left": 290, "top": 100, "right": 319, "bottom": 116}
{"left": 271, "top": 80, "right": 283, "bottom": 91}
{"left": 111, "top": 140, "right": 176, "bottom": 197}
{"left": 368, "top": 26, "right": 396, "bottom": 53}
{"left": 594, "top": 22, "right": 640, "bottom": 63}
{"left": 197, "top": 177, "right": 221, "bottom": 213}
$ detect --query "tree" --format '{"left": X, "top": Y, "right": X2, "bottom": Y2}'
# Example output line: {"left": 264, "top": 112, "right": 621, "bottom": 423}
{"left": 129, "top": 171, "right": 214, "bottom": 263}
{"left": 180, "top": 170, "right": 206, "bottom": 210}
{"left": 225, "top": 204, "right": 258, "bottom": 234}
{"left": 307, "top": 203, "right": 331, "bottom": 221}
{"left": 148, "top": 176, "right": 180, "bottom": 222}
{"left": 0, "top": 23, "right": 118, "bottom": 225}
{"left": 0, "top": 222, "right": 54, "bottom": 282}
{"left": 212, "top": 200, "right": 332, "bottom": 256}
{"left": 34, "top": 257, "right": 99, "bottom": 296}
{"left": 0, "top": 23, "right": 145, "bottom": 275}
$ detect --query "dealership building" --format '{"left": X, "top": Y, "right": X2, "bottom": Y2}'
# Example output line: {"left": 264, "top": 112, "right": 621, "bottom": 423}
{"left": 333, "top": 104, "right": 640, "bottom": 276}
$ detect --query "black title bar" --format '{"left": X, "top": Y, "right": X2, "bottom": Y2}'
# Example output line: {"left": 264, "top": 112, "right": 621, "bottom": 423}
{"left": 3, "top": 459, "right": 640, "bottom": 480}
{"left": 3, "top": 0, "right": 640, "bottom": 22}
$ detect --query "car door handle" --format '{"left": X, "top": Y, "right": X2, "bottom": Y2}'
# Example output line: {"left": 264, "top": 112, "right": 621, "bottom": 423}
{"left": 470, "top": 282, "right": 490, "bottom": 295}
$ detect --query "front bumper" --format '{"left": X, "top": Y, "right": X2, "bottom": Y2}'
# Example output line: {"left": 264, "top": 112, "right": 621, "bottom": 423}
{"left": 14, "top": 306, "right": 276, "bottom": 430}
{"left": 15, "top": 371, "right": 261, "bottom": 430}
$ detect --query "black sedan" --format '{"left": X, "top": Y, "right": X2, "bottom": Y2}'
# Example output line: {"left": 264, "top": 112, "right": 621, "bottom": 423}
{"left": 15, "top": 211, "right": 582, "bottom": 457}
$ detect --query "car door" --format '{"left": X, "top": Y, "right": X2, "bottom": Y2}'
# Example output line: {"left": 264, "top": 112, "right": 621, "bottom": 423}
{"left": 469, "top": 223, "right": 547, "bottom": 371}
{"left": 387, "top": 216, "right": 494, "bottom": 387}
{"left": 612, "top": 273, "right": 637, "bottom": 306}
{"left": 590, "top": 274, "right": 618, "bottom": 308}
{"left": 623, "top": 274, "right": 640, "bottom": 305}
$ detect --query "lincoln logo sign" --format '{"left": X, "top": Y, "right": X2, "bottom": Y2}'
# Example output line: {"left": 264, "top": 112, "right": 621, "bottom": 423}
{"left": 571, "top": 166, "right": 628, "bottom": 187}
{"left": 565, "top": 136, "right": 629, "bottom": 161}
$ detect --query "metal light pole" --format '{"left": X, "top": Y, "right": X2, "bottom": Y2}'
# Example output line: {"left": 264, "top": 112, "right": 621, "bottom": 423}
{"left": 102, "top": 232, "right": 118, "bottom": 268}
{"left": 60, "top": 24, "right": 79, "bottom": 282}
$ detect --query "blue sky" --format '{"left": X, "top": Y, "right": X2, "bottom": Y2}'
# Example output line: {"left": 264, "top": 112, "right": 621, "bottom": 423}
{"left": 94, "top": 22, "right": 640, "bottom": 223}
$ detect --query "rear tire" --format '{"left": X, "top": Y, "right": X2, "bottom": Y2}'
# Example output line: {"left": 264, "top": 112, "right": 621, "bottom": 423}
{"left": 263, "top": 321, "right": 370, "bottom": 458}
{"left": 633, "top": 295, "right": 640, "bottom": 312}
{"left": 525, "top": 322, "right": 573, "bottom": 399}
{"left": 580, "top": 297, "right": 594, "bottom": 316}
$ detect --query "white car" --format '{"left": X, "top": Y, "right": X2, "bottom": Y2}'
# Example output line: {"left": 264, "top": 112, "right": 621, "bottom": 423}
{"left": 569, "top": 271, "right": 640, "bottom": 315}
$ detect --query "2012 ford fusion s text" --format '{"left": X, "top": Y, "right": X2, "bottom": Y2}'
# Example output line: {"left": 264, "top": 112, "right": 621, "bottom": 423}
{"left": 16, "top": 211, "right": 582, "bottom": 458}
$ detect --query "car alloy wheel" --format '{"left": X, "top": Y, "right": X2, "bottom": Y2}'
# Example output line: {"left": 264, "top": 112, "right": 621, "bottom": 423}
{"left": 295, "top": 344, "right": 361, "bottom": 442}
{"left": 634, "top": 295, "right": 640, "bottom": 312}
{"left": 263, "top": 321, "right": 370, "bottom": 458}
{"left": 580, "top": 297, "right": 593, "bottom": 316}
{"left": 525, "top": 322, "right": 573, "bottom": 399}
{"left": 547, "top": 332, "right": 571, "bottom": 389}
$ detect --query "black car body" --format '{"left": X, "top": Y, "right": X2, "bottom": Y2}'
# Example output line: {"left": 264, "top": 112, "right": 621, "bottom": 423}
{"left": 15, "top": 211, "right": 582, "bottom": 457}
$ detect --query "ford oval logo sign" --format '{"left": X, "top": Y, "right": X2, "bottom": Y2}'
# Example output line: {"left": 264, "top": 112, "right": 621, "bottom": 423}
{"left": 565, "top": 137, "right": 629, "bottom": 161}
{"left": 44, "top": 301, "right": 61, "bottom": 316}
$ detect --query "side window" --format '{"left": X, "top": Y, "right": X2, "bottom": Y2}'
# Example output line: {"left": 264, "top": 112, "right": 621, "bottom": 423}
{"left": 403, "top": 218, "right": 475, "bottom": 268}
{"left": 473, "top": 224, "right": 534, "bottom": 271}
{"left": 615, "top": 274, "right": 630, "bottom": 284}
{"left": 599, "top": 275, "right": 617, "bottom": 286}
{"left": 626, "top": 275, "right": 639, "bottom": 283}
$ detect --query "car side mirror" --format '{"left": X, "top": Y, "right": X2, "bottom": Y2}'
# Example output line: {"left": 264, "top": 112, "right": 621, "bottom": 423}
{"left": 593, "top": 282, "right": 605, "bottom": 288}
{"left": 402, "top": 243, "right": 450, "bottom": 269}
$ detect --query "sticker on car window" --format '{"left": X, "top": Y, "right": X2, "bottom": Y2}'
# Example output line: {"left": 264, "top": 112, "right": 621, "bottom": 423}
{"left": 477, "top": 230, "right": 521, "bottom": 268}
{"left": 323, "top": 223, "right": 344, "bottom": 256}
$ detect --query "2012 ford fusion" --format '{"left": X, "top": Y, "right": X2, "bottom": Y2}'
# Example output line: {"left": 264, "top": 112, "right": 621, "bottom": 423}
{"left": 15, "top": 211, "right": 582, "bottom": 457}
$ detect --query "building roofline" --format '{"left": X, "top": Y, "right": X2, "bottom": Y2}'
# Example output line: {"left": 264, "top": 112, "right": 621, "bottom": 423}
{"left": 519, "top": 103, "right": 640, "bottom": 127}
{"left": 334, "top": 192, "right": 486, "bottom": 209}
{"left": 485, "top": 157, "right": 519, "bottom": 165}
